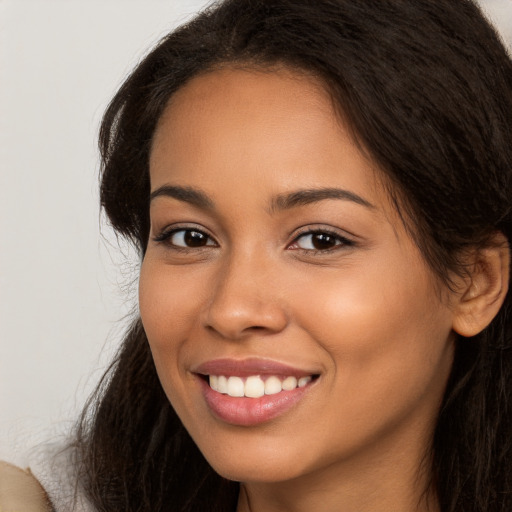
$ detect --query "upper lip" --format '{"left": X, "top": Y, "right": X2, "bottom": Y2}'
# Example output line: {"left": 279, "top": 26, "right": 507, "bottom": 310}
{"left": 193, "top": 358, "right": 318, "bottom": 378}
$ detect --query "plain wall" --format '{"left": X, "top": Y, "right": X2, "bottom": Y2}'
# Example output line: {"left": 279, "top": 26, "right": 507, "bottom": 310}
{"left": 0, "top": 0, "right": 212, "bottom": 465}
{"left": 1, "top": 0, "right": 511, "bottom": 465}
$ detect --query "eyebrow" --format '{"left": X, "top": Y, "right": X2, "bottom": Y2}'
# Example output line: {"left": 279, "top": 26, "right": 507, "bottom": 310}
{"left": 149, "top": 184, "right": 374, "bottom": 212}
{"left": 269, "top": 187, "right": 375, "bottom": 212}
{"left": 150, "top": 185, "right": 215, "bottom": 210}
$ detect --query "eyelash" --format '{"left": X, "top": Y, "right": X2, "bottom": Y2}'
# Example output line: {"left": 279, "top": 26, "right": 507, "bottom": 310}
{"left": 152, "top": 226, "right": 355, "bottom": 254}
{"left": 153, "top": 226, "right": 216, "bottom": 252}
{"left": 289, "top": 228, "right": 355, "bottom": 254}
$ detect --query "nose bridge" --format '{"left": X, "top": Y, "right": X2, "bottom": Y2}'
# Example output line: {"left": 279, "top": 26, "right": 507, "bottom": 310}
{"left": 203, "top": 245, "right": 288, "bottom": 339}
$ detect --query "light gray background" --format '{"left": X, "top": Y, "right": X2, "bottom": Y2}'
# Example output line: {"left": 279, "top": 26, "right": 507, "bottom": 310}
{"left": 1, "top": 0, "right": 511, "bottom": 465}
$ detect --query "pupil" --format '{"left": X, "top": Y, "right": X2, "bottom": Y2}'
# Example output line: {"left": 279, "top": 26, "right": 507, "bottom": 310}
{"left": 312, "top": 233, "right": 335, "bottom": 250}
{"left": 185, "top": 230, "right": 207, "bottom": 247}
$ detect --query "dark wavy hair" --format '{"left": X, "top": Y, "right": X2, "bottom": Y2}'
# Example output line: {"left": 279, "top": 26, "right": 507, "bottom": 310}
{"left": 74, "top": 1, "right": 512, "bottom": 511}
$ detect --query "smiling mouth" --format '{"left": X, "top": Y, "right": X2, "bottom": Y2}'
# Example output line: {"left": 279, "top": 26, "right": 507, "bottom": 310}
{"left": 204, "top": 374, "right": 318, "bottom": 398}
{"left": 194, "top": 361, "right": 320, "bottom": 425}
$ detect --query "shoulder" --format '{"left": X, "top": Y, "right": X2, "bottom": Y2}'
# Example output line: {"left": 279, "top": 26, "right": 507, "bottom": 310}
{"left": 0, "top": 461, "right": 52, "bottom": 511}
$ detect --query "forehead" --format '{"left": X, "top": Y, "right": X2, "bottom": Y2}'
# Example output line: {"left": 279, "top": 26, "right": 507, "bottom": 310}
{"left": 156, "top": 66, "right": 333, "bottom": 128}
{"left": 151, "top": 67, "right": 382, "bottom": 190}
{"left": 151, "top": 67, "right": 340, "bottom": 164}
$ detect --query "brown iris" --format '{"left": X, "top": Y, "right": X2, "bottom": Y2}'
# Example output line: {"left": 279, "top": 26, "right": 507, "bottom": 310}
{"left": 184, "top": 230, "right": 210, "bottom": 247}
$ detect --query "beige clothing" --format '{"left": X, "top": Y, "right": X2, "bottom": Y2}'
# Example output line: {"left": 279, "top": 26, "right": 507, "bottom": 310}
{"left": 0, "top": 461, "right": 51, "bottom": 512}
{"left": 1, "top": 442, "right": 93, "bottom": 512}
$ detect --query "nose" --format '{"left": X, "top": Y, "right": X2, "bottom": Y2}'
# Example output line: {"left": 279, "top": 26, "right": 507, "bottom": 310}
{"left": 203, "top": 252, "right": 289, "bottom": 340}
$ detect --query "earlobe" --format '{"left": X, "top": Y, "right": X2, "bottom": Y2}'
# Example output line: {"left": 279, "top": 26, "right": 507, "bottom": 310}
{"left": 452, "top": 234, "right": 510, "bottom": 338}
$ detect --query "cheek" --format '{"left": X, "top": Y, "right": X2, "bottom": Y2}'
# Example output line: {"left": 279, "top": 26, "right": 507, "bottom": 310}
{"left": 295, "top": 256, "right": 454, "bottom": 414}
{"left": 138, "top": 257, "right": 204, "bottom": 400}
{"left": 138, "top": 257, "right": 205, "bottom": 345}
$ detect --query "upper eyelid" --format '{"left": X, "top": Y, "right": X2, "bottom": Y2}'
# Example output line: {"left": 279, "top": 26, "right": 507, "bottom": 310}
{"left": 152, "top": 225, "right": 218, "bottom": 247}
{"left": 290, "top": 230, "right": 354, "bottom": 249}
{"left": 291, "top": 225, "right": 356, "bottom": 241}
{"left": 295, "top": 231, "right": 345, "bottom": 242}
{"left": 286, "top": 226, "right": 358, "bottom": 254}
{"left": 152, "top": 223, "right": 357, "bottom": 248}
{"left": 154, "top": 223, "right": 214, "bottom": 237}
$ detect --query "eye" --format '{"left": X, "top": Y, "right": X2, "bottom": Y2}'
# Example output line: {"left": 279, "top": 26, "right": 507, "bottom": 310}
{"left": 289, "top": 230, "right": 352, "bottom": 251}
{"left": 155, "top": 228, "right": 216, "bottom": 248}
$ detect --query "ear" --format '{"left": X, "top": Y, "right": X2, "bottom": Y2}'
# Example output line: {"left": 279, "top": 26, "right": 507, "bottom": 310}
{"left": 452, "top": 233, "right": 510, "bottom": 337}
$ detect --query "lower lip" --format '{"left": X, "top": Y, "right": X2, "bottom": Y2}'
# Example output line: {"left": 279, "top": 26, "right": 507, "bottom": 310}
{"left": 198, "top": 377, "right": 313, "bottom": 426}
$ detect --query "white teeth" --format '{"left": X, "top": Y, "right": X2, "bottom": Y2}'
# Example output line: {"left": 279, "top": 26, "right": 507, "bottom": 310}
{"left": 217, "top": 375, "right": 228, "bottom": 394}
{"left": 264, "top": 376, "right": 282, "bottom": 395}
{"left": 227, "top": 376, "right": 245, "bottom": 397}
{"left": 298, "top": 376, "right": 312, "bottom": 388}
{"left": 208, "top": 374, "right": 313, "bottom": 397}
{"left": 244, "top": 376, "right": 265, "bottom": 398}
{"left": 282, "top": 376, "right": 298, "bottom": 391}
{"left": 209, "top": 375, "right": 219, "bottom": 391}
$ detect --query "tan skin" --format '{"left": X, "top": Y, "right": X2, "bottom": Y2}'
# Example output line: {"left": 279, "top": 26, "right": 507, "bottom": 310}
{"left": 0, "top": 461, "right": 51, "bottom": 511}
{"left": 139, "top": 67, "right": 509, "bottom": 512}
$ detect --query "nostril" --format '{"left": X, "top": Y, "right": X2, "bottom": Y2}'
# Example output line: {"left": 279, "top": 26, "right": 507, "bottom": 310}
{"left": 205, "top": 322, "right": 278, "bottom": 338}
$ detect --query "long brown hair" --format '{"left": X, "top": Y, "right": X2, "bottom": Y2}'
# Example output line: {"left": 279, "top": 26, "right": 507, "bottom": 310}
{"left": 76, "top": 1, "right": 512, "bottom": 510}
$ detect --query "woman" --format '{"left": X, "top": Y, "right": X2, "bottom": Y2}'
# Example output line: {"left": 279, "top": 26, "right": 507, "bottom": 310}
{"left": 3, "top": 0, "right": 512, "bottom": 511}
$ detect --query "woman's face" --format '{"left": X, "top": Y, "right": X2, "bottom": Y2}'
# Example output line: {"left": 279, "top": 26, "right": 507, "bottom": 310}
{"left": 140, "top": 67, "right": 457, "bottom": 484}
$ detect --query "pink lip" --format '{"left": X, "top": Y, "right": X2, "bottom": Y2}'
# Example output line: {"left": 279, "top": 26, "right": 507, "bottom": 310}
{"left": 198, "top": 378, "right": 312, "bottom": 426}
{"left": 193, "top": 358, "right": 314, "bottom": 378}
{"left": 193, "top": 358, "right": 318, "bottom": 427}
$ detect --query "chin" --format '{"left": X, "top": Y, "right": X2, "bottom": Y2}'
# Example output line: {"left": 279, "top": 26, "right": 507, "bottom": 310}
{"left": 210, "top": 458, "right": 304, "bottom": 484}
{"left": 193, "top": 432, "right": 315, "bottom": 484}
